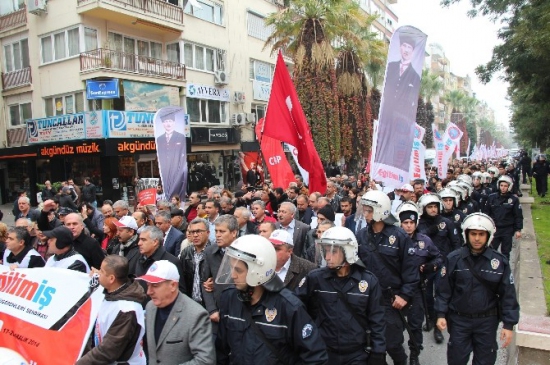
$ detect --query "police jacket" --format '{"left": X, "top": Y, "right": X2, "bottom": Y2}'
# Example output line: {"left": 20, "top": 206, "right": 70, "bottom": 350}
{"left": 216, "top": 287, "right": 329, "bottom": 365}
{"left": 483, "top": 192, "right": 523, "bottom": 232}
{"left": 472, "top": 186, "right": 491, "bottom": 211}
{"left": 441, "top": 209, "right": 466, "bottom": 245}
{"left": 435, "top": 246, "right": 519, "bottom": 330}
{"left": 410, "top": 232, "right": 443, "bottom": 274}
{"left": 417, "top": 215, "right": 460, "bottom": 258}
{"left": 295, "top": 264, "right": 386, "bottom": 354}
{"left": 458, "top": 198, "right": 478, "bottom": 216}
{"left": 357, "top": 224, "right": 419, "bottom": 303}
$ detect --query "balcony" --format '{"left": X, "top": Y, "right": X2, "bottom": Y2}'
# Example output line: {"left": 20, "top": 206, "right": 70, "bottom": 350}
{"left": 77, "top": 0, "right": 184, "bottom": 33}
{"left": 80, "top": 48, "right": 186, "bottom": 80}
{"left": 0, "top": 6, "right": 27, "bottom": 34}
{"left": 1, "top": 67, "right": 32, "bottom": 91}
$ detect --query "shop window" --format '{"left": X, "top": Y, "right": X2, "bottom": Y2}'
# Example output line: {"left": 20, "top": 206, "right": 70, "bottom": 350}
{"left": 187, "top": 98, "right": 227, "bottom": 124}
{"left": 9, "top": 102, "right": 31, "bottom": 127}
{"left": 45, "top": 92, "right": 85, "bottom": 116}
{"left": 183, "top": 42, "right": 216, "bottom": 72}
{"left": 184, "top": 0, "right": 223, "bottom": 25}
{"left": 4, "top": 39, "right": 29, "bottom": 73}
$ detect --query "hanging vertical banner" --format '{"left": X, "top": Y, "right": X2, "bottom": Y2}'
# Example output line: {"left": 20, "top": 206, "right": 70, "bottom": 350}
{"left": 0, "top": 267, "right": 104, "bottom": 364}
{"left": 261, "top": 51, "right": 327, "bottom": 195}
{"left": 153, "top": 106, "right": 188, "bottom": 200}
{"left": 440, "top": 122, "right": 463, "bottom": 177}
{"left": 285, "top": 143, "right": 309, "bottom": 185}
{"left": 409, "top": 123, "right": 426, "bottom": 181}
{"left": 370, "top": 26, "right": 427, "bottom": 187}
{"left": 433, "top": 124, "right": 446, "bottom": 178}
{"left": 255, "top": 118, "right": 296, "bottom": 189}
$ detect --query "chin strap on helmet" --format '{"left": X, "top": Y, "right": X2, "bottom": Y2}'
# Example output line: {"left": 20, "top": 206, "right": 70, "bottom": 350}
{"left": 237, "top": 286, "right": 255, "bottom": 302}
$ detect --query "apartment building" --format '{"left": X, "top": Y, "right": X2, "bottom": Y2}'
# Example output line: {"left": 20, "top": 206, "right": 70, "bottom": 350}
{"left": 0, "top": 0, "right": 288, "bottom": 204}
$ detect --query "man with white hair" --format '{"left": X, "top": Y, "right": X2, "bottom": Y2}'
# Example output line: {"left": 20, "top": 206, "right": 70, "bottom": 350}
{"left": 275, "top": 202, "right": 310, "bottom": 258}
{"left": 16, "top": 196, "right": 40, "bottom": 222}
{"left": 234, "top": 206, "right": 256, "bottom": 236}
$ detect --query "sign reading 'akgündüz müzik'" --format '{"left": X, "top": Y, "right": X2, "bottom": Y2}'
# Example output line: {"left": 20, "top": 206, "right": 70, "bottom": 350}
{"left": 86, "top": 79, "right": 120, "bottom": 99}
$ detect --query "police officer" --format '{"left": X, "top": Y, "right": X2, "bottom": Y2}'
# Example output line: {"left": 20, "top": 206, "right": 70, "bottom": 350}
{"left": 439, "top": 188, "right": 466, "bottom": 246}
{"left": 483, "top": 175, "right": 523, "bottom": 260}
{"left": 296, "top": 226, "right": 386, "bottom": 365}
{"left": 416, "top": 193, "right": 460, "bottom": 344}
{"left": 215, "top": 235, "right": 328, "bottom": 364}
{"left": 397, "top": 202, "right": 442, "bottom": 365}
{"left": 357, "top": 190, "right": 419, "bottom": 365}
{"left": 471, "top": 172, "right": 490, "bottom": 211}
{"left": 455, "top": 177, "right": 479, "bottom": 215}
{"left": 487, "top": 166, "right": 500, "bottom": 192}
{"left": 435, "top": 213, "right": 519, "bottom": 365}
{"left": 481, "top": 172, "right": 493, "bottom": 194}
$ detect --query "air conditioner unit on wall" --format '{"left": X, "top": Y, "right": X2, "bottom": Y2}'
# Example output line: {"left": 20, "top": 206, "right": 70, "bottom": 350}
{"left": 234, "top": 92, "right": 245, "bottom": 104}
{"left": 214, "top": 70, "right": 229, "bottom": 85}
{"left": 246, "top": 113, "right": 256, "bottom": 124}
{"left": 28, "top": 0, "right": 47, "bottom": 15}
{"left": 231, "top": 113, "right": 246, "bottom": 126}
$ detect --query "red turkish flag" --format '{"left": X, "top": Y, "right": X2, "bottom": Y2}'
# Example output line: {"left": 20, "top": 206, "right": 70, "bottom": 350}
{"left": 255, "top": 118, "right": 296, "bottom": 189}
{"left": 261, "top": 51, "right": 327, "bottom": 194}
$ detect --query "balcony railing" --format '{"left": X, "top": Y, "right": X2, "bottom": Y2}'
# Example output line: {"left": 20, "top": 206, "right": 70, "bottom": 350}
{"left": 1, "top": 67, "right": 32, "bottom": 90}
{"left": 77, "top": 0, "right": 183, "bottom": 23}
{"left": 0, "top": 6, "right": 27, "bottom": 33}
{"left": 80, "top": 48, "right": 186, "bottom": 80}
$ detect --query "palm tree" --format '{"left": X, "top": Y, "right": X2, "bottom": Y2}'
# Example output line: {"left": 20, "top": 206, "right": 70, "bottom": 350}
{"left": 418, "top": 70, "right": 443, "bottom": 148}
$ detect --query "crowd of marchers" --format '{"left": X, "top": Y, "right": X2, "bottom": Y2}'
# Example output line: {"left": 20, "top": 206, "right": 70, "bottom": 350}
{"left": 0, "top": 153, "right": 540, "bottom": 365}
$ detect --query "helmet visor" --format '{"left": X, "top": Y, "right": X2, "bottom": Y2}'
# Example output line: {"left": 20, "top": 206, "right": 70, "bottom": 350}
{"left": 214, "top": 246, "right": 254, "bottom": 287}
{"left": 315, "top": 239, "right": 347, "bottom": 269}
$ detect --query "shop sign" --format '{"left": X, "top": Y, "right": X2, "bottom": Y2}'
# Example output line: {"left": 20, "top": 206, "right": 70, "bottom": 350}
{"left": 254, "top": 61, "right": 272, "bottom": 83}
{"left": 116, "top": 140, "right": 157, "bottom": 154}
{"left": 27, "top": 112, "right": 103, "bottom": 144}
{"left": 187, "top": 83, "right": 230, "bottom": 102}
{"left": 209, "top": 128, "right": 229, "bottom": 143}
{"left": 253, "top": 80, "right": 271, "bottom": 101}
{"left": 104, "top": 110, "right": 156, "bottom": 138}
{"left": 86, "top": 79, "right": 120, "bottom": 99}
{"left": 38, "top": 142, "right": 101, "bottom": 158}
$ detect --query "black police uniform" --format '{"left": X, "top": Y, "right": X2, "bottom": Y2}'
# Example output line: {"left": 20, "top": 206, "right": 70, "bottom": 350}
{"left": 216, "top": 286, "right": 329, "bottom": 365}
{"left": 295, "top": 263, "right": 386, "bottom": 364}
{"left": 483, "top": 191, "right": 523, "bottom": 260}
{"left": 471, "top": 185, "right": 491, "bottom": 211}
{"left": 357, "top": 224, "right": 419, "bottom": 365}
{"left": 458, "top": 198, "right": 478, "bottom": 216}
{"left": 406, "top": 232, "right": 442, "bottom": 355}
{"left": 441, "top": 208, "right": 466, "bottom": 246}
{"left": 435, "top": 246, "right": 519, "bottom": 365}
{"left": 417, "top": 213, "right": 460, "bottom": 324}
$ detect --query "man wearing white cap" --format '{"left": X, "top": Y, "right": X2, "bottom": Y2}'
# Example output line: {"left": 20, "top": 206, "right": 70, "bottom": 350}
{"left": 111, "top": 216, "right": 141, "bottom": 276}
{"left": 138, "top": 260, "right": 214, "bottom": 365}
{"left": 269, "top": 229, "right": 317, "bottom": 290}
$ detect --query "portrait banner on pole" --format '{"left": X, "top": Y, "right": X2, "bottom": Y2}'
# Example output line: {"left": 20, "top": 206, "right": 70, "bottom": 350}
{"left": 153, "top": 106, "right": 188, "bottom": 200}
{"left": 370, "top": 26, "right": 427, "bottom": 187}
{"left": 0, "top": 267, "right": 104, "bottom": 364}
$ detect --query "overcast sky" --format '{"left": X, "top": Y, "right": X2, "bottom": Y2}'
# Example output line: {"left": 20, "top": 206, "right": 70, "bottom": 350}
{"left": 392, "top": 0, "right": 510, "bottom": 126}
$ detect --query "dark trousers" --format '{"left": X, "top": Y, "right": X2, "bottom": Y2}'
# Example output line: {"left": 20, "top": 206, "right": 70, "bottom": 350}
{"left": 535, "top": 175, "right": 548, "bottom": 196}
{"left": 406, "top": 290, "right": 424, "bottom": 352}
{"left": 447, "top": 312, "right": 499, "bottom": 365}
{"left": 425, "top": 270, "right": 440, "bottom": 315}
{"left": 521, "top": 168, "right": 530, "bottom": 184}
{"left": 491, "top": 227, "right": 514, "bottom": 260}
{"left": 327, "top": 349, "right": 368, "bottom": 364}
{"left": 384, "top": 305, "right": 408, "bottom": 364}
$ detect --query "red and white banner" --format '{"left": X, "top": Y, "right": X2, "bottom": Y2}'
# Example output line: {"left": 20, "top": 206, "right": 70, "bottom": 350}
{"left": 138, "top": 188, "right": 157, "bottom": 205}
{"left": 370, "top": 26, "right": 427, "bottom": 188}
{"left": 285, "top": 143, "right": 309, "bottom": 185}
{"left": 255, "top": 118, "right": 296, "bottom": 189}
{"left": 432, "top": 124, "right": 446, "bottom": 179}
{"left": 409, "top": 123, "right": 426, "bottom": 181}
{"left": 0, "top": 267, "right": 104, "bottom": 364}
{"left": 239, "top": 151, "right": 264, "bottom": 187}
{"left": 261, "top": 51, "right": 327, "bottom": 194}
{"left": 153, "top": 106, "right": 188, "bottom": 200}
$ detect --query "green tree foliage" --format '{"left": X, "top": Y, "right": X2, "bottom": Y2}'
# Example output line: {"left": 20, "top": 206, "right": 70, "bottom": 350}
{"left": 442, "top": 0, "right": 550, "bottom": 149}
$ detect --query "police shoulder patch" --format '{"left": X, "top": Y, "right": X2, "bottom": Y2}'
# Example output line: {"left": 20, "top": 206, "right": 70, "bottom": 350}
{"left": 418, "top": 241, "right": 425, "bottom": 249}
{"left": 438, "top": 222, "right": 446, "bottom": 230}
{"left": 510, "top": 273, "right": 515, "bottom": 284}
{"left": 441, "top": 266, "right": 446, "bottom": 277}
{"left": 302, "top": 324, "right": 313, "bottom": 339}
{"left": 454, "top": 214, "right": 460, "bottom": 222}
{"left": 298, "top": 277, "right": 306, "bottom": 288}
{"left": 491, "top": 258, "right": 500, "bottom": 270}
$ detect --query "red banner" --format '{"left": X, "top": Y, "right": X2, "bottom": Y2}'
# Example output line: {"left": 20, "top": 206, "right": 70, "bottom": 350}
{"left": 138, "top": 188, "right": 157, "bottom": 205}
{"left": 239, "top": 151, "right": 264, "bottom": 187}
{"left": 256, "top": 118, "right": 296, "bottom": 189}
{"left": 261, "top": 52, "right": 327, "bottom": 194}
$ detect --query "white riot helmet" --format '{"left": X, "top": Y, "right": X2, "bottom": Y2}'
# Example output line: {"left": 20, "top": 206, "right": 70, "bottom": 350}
{"left": 481, "top": 172, "right": 492, "bottom": 184}
{"left": 396, "top": 201, "right": 420, "bottom": 225}
{"left": 418, "top": 193, "right": 443, "bottom": 213}
{"left": 316, "top": 226, "right": 359, "bottom": 267}
{"left": 461, "top": 213, "right": 496, "bottom": 247}
{"left": 472, "top": 172, "right": 482, "bottom": 184}
{"left": 487, "top": 166, "right": 500, "bottom": 179}
{"left": 439, "top": 188, "right": 459, "bottom": 208}
{"left": 448, "top": 181, "right": 467, "bottom": 201}
{"left": 360, "top": 190, "right": 391, "bottom": 222}
{"left": 216, "top": 235, "right": 277, "bottom": 288}
{"left": 497, "top": 175, "right": 514, "bottom": 191}
{"left": 456, "top": 180, "right": 473, "bottom": 197}
{"left": 457, "top": 174, "right": 473, "bottom": 186}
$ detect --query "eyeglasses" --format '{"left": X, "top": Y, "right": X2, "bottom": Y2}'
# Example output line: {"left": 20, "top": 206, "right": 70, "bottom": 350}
{"left": 188, "top": 229, "right": 207, "bottom": 235}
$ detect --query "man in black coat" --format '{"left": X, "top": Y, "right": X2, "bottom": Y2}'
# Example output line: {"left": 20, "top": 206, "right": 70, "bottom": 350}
{"left": 532, "top": 154, "right": 549, "bottom": 197}
{"left": 64, "top": 212, "right": 106, "bottom": 270}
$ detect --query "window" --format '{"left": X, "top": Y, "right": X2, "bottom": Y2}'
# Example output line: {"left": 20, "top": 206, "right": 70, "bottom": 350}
{"left": 184, "top": 42, "right": 216, "bottom": 72}
{"left": 45, "top": 93, "right": 85, "bottom": 116}
{"left": 9, "top": 103, "right": 31, "bottom": 127}
{"left": 41, "top": 26, "right": 97, "bottom": 64}
{"left": 247, "top": 12, "right": 274, "bottom": 41}
{"left": 186, "top": 98, "right": 227, "bottom": 124}
{"left": 167, "top": 43, "right": 180, "bottom": 63}
{"left": 4, "top": 39, "right": 29, "bottom": 73}
{"left": 184, "top": 0, "right": 223, "bottom": 25}
{"left": 108, "top": 32, "right": 162, "bottom": 58}
{"left": 249, "top": 59, "right": 275, "bottom": 82}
